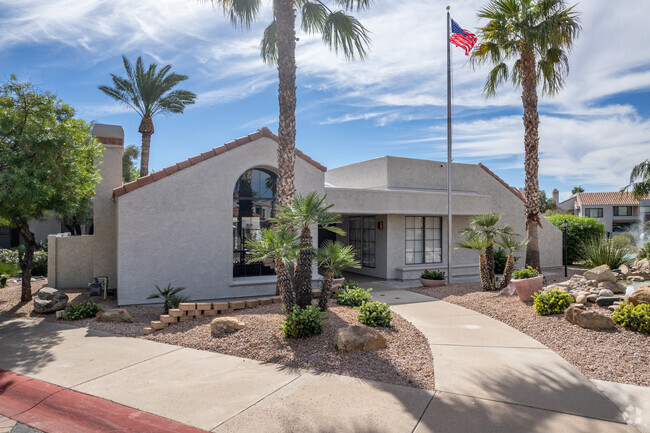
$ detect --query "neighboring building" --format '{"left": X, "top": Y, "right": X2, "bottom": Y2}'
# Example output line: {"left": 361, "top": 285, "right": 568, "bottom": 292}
{"left": 559, "top": 192, "right": 650, "bottom": 234}
{"left": 0, "top": 216, "right": 63, "bottom": 249}
{"left": 49, "top": 124, "right": 563, "bottom": 306}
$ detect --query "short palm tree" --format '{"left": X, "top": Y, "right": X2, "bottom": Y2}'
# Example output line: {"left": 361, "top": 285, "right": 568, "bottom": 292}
{"left": 274, "top": 192, "right": 344, "bottom": 308}
{"left": 207, "top": 0, "right": 371, "bottom": 206}
{"left": 456, "top": 232, "right": 492, "bottom": 291}
{"left": 315, "top": 240, "right": 359, "bottom": 310}
{"left": 147, "top": 283, "right": 188, "bottom": 314}
{"left": 622, "top": 160, "right": 650, "bottom": 200}
{"left": 98, "top": 56, "right": 197, "bottom": 177}
{"left": 494, "top": 235, "right": 529, "bottom": 289}
{"left": 246, "top": 225, "right": 300, "bottom": 311}
{"left": 471, "top": 0, "right": 581, "bottom": 270}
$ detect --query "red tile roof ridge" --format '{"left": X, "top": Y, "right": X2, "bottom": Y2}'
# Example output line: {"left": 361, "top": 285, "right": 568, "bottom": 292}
{"left": 113, "top": 127, "right": 326, "bottom": 198}
{"left": 575, "top": 192, "right": 644, "bottom": 206}
{"left": 475, "top": 163, "right": 525, "bottom": 202}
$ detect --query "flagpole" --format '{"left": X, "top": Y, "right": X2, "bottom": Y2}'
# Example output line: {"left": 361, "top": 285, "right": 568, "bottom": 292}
{"left": 446, "top": 6, "right": 453, "bottom": 284}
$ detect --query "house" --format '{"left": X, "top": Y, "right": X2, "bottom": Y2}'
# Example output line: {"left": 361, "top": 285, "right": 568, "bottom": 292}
{"left": 48, "top": 124, "right": 563, "bottom": 305}
{"left": 559, "top": 192, "right": 650, "bottom": 234}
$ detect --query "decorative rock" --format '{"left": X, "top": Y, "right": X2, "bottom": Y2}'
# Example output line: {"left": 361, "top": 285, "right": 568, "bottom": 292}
{"left": 586, "top": 294, "right": 598, "bottom": 303}
{"left": 595, "top": 296, "right": 618, "bottom": 307}
{"left": 55, "top": 310, "right": 65, "bottom": 319}
{"left": 96, "top": 308, "right": 134, "bottom": 323}
{"left": 629, "top": 276, "right": 645, "bottom": 282}
{"left": 583, "top": 265, "right": 617, "bottom": 283}
{"left": 615, "top": 282, "right": 627, "bottom": 293}
{"left": 211, "top": 317, "right": 245, "bottom": 337}
{"left": 627, "top": 286, "right": 650, "bottom": 306}
{"left": 499, "top": 285, "right": 517, "bottom": 297}
{"left": 598, "top": 289, "right": 614, "bottom": 298}
{"left": 586, "top": 280, "right": 599, "bottom": 287}
{"left": 608, "top": 305, "right": 620, "bottom": 311}
{"left": 597, "top": 281, "right": 618, "bottom": 292}
{"left": 575, "top": 294, "right": 587, "bottom": 304}
{"left": 334, "top": 326, "right": 387, "bottom": 352}
{"left": 619, "top": 264, "right": 629, "bottom": 276}
{"left": 564, "top": 305, "right": 616, "bottom": 330}
{"left": 33, "top": 287, "right": 69, "bottom": 313}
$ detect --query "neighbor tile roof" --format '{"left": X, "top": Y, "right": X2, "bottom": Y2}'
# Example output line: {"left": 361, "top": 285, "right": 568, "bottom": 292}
{"left": 476, "top": 163, "right": 525, "bottom": 202}
{"left": 113, "top": 127, "right": 326, "bottom": 198}
{"left": 576, "top": 192, "right": 641, "bottom": 206}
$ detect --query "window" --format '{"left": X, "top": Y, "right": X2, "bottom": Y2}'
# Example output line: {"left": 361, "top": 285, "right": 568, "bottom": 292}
{"left": 406, "top": 216, "right": 442, "bottom": 264}
{"left": 584, "top": 208, "right": 603, "bottom": 218}
{"left": 349, "top": 216, "right": 376, "bottom": 268}
{"left": 613, "top": 206, "right": 633, "bottom": 216}
{"left": 233, "top": 168, "right": 277, "bottom": 278}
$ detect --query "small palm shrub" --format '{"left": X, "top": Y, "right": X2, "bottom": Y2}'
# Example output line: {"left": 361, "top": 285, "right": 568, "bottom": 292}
{"left": 333, "top": 286, "right": 372, "bottom": 307}
{"left": 357, "top": 301, "right": 393, "bottom": 327}
{"left": 147, "top": 283, "right": 188, "bottom": 314}
{"left": 420, "top": 270, "right": 445, "bottom": 280}
{"left": 281, "top": 306, "right": 326, "bottom": 338}
{"left": 580, "top": 237, "right": 632, "bottom": 269}
{"left": 512, "top": 265, "right": 541, "bottom": 280}
{"left": 612, "top": 302, "right": 650, "bottom": 334}
{"left": 532, "top": 289, "right": 573, "bottom": 316}
{"left": 63, "top": 300, "right": 102, "bottom": 321}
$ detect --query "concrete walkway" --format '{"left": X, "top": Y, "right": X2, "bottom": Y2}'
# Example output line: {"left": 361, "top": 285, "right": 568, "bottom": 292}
{"left": 0, "top": 289, "right": 646, "bottom": 433}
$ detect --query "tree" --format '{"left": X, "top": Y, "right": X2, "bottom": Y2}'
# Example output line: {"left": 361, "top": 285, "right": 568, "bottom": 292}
{"left": 571, "top": 186, "right": 584, "bottom": 195}
{"left": 122, "top": 145, "right": 141, "bottom": 183}
{"left": 0, "top": 76, "right": 103, "bottom": 301}
{"left": 494, "top": 235, "right": 528, "bottom": 289}
{"left": 315, "top": 240, "right": 359, "bottom": 310}
{"left": 539, "top": 190, "right": 557, "bottom": 213}
{"left": 98, "top": 56, "right": 197, "bottom": 177}
{"left": 456, "top": 232, "right": 492, "bottom": 291}
{"left": 471, "top": 0, "right": 581, "bottom": 270}
{"left": 274, "top": 192, "right": 343, "bottom": 308}
{"left": 622, "top": 160, "right": 650, "bottom": 200}
{"left": 209, "top": 0, "right": 371, "bottom": 206}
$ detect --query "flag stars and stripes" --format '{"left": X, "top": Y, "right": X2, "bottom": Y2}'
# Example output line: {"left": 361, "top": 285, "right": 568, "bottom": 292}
{"left": 450, "top": 19, "right": 477, "bottom": 55}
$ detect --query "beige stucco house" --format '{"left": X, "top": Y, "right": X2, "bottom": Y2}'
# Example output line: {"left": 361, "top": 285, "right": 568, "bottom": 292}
{"left": 48, "top": 124, "right": 562, "bottom": 306}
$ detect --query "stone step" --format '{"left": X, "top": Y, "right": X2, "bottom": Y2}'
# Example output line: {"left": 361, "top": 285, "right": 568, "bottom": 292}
{"left": 150, "top": 320, "right": 167, "bottom": 330}
{"left": 142, "top": 327, "right": 155, "bottom": 335}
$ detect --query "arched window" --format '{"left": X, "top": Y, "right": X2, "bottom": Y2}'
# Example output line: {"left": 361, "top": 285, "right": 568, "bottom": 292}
{"left": 233, "top": 168, "right": 277, "bottom": 278}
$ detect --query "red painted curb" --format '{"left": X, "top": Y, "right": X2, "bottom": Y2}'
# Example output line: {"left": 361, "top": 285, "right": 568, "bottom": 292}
{"left": 0, "top": 370, "right": 207, "bottom": 433}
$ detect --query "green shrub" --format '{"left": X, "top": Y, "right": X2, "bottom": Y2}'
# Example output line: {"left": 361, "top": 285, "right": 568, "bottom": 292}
{"left": 333, "top": 269, "right": 343, "bottom": 279}
{"left": 1, "top": 248, "right": 47, "bottom": 276}
{"left": 0, "top": 249, "right": 19, "bottom": 266}
{"left": 641, "top": 241, "right": 650, "bottom": 259}
{"left": 532, "top": 289, "right": 573, "bottom": 316}
{"left": 281, "top": 306, "right": 326, "bottom": 338}
{"left": 420, "top": 270, "right": 445, "bottom": 280}
{"left": 63, "top": 300, "right": 102, "bottom": 321}
{"left": 580, "top": 236, "right": 632, "bottom": 269}
{"left": 339, "top": 280, "right": 359, "bottom": 291}
{"left": 512, "top": 265, "right": 541, "bottom": 280}
{"left": 612, "top": 302, "right": 650, "bottom": 334}
{"left": 547, "top": 214, "right": 605, "bottom": 263}
{"left": 0, "top": 262, "right": 21, "bottom": 288}
{"left": 357, "top": 301, "right": 393, "bottom": 327}
{"left": 610, "top": 233, "right": 636, "bottom": 251}
{"left": 333, "top": 286, "right": 372, "bottom": 307}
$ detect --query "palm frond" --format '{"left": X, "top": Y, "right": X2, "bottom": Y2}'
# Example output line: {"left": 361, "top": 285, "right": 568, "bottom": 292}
{"left": 260, "top": 20, "right": 278, "bottom": 64}
{"left": 301, "top": 2, "right": 328, "bottom": 34}
{"left": 321, "top": 10, "right": 371, "bottom": 60}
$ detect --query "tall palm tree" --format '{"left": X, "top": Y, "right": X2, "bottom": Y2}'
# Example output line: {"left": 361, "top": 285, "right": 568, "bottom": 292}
{"left": 456, "top": 232, "right": 492, "bottom": 291}
{"left": 208, "top": 0, "right": 371, "bottom": 206}
{"left": 494, "top": 234, "right": 528, "bottom": 289}
{"left": 246, "top": 225, "right": 300, "bottom": 311}
{"left": 98, "top": 56, "right": 197, "bottom": 177}
{"left": 315, "top": 240, "right": 359, "bottom": 310}
{"left": 274, "top": 192, "right": 344, "bottom": 308}
{"left": 622, "top": 160, "right": 650, "bottom": 200}
{"left": 471, "top": 0, "right": 581, "bottom": 270}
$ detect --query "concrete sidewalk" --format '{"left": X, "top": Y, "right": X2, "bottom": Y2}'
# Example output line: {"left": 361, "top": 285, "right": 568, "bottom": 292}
{"left": 0, "top": 290, "right": 646, "bottom": 433}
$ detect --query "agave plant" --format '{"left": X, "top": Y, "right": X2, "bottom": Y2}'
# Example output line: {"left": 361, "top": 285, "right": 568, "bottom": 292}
{"left": 147, "top": 283, "right": 188, "bottom": 314}
{"left": 315, "top": 240, "right": 359, "bottom": 310}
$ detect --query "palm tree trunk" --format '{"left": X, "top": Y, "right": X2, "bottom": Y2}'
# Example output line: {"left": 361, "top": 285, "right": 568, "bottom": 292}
{"left": 295, "top": 228, "right": 313, "bottom": 308}
{"left": 479, "top": 254, "right": 490, "bottom": 291}
{"left": 520, "top": 42, "right": 542, "bottom": 271}
{"left": 318, "top": 268, "right": 334, "bottom": 311}
{"left": 499, "top": 255, "right": 515, "bottom": 290}
{"left": 138, "top": 116, "right": 154, "bottom": 178}
{"left": 485, "top": 244, "right": 496, "bottom": 290}
{"left": 275, "top": 258, "right": 294, "bottom": 312}
{"left": 17, "top": 221, "right": 35, "bottom": 302}
{"left": 274, "top": 0, "right": 297, "bottom": 207}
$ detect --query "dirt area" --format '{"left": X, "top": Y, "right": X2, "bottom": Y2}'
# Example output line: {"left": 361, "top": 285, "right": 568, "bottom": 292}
{"left": 409, "top": 267, "right": 650, "bottom": 387}
{"left": 0, "top": 281, "right": 435, "bottom": 390}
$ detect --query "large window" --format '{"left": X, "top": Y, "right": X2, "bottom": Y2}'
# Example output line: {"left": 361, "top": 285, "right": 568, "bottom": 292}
{"left": 613, "top": 206, "right": 633, "bottom": 216}
{"left": 585, "top": 208, "right": 603, "bottom": 218}
{"left": 349, "top": 216, "right": 376, "bottom": 268}
{"left": 406, "top": 216, "right": 442, "bottom": 264}
{"left": 233, "top": 168, "right": 277, "bottom": 278}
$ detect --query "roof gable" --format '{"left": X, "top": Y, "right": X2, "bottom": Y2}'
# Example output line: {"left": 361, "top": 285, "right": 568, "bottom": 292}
{"left": 476, "top": 163, "right": 524, "bottom": 202}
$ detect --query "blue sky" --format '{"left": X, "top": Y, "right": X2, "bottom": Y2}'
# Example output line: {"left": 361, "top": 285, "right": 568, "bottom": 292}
{"left": 2, "top": 0, "right": 649, "bottom": 202}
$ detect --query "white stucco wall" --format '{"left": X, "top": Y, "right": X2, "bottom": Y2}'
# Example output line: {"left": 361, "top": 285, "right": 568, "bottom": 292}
{"left": 116, "top": 137, "right": 325, "bottom": 305}
{"left": 48, "top": 234, "right": 94, "bottom": 288}
{"left": 30, "top": 215, "right": 62, "bottom": 245}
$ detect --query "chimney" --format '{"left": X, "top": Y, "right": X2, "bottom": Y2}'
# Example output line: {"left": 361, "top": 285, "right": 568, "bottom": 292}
{"left": 552, "top": 188, "right": 559, "bottom": 203}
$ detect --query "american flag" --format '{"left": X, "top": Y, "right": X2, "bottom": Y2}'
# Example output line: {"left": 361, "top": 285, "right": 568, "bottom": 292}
{"left": 450, "top": 19, "right": 477, "bottom": 56}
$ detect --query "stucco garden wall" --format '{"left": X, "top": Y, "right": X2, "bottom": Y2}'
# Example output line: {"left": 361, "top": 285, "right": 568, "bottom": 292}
{"left": 47, "top": 234, "right": 94, "bottom": 288}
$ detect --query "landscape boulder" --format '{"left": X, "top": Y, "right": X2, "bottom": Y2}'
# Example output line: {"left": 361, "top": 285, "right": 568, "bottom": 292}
{"left": 564, "top": 305, "right": 616, "bottom": 330}
{"left": 619, "top": 264, "right": 629, "bottom": 277}
{"left": 33, "top": 287, "right": 68, "bottom": 314}
{"left": 575, "top": 294, "right": 587, "bottom": 304}
{"left": 627, "top": 286, "right": 650, "bottom": 306}
{"left": 597, "top": 281, "right": 618, "bottom": 293}
{"left": 595, "top": 297, "right": 618, "bottom": 307}
{"left": 598, "top": 289, "right": 614, "bottom": 298}
{"left": 211, "top": 317, "right": 245, "bottom": 337}
{"left": 96, "top": 308, "right": 134, "bottom": 323}
{"left": 334, "top": 326, "right": 387, "bottom": 352}
{"left": 583, "top": 265, "right": 617, "bottom": 283}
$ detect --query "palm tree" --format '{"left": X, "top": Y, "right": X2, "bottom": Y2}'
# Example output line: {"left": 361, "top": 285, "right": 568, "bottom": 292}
{"left": 208, "top": 0, "right": 371, "bottom": 206}
{"left": 146, "top": 283, "right": 188, "bottom": 314}
{"left": 494, "top": 235, "right": 528, "bottom": 289}
{"left": 471, "top": 0, "right": 581, "bottom": 270}
{"left": 274, "top": 192, "right": 344, "bottom": 308}
{"left": 246, "top": 225, "right": 300, "bottom": 311}
{"left": 315, "top": 240, "right": 359, "bottom": 310}
{"left": 456, "top": 232, "right": 492, "bottom": 291}
{"left": 98, "top": 56, "right": 197, "bottom": 177}
{"left": 622, "top": 160, "right": 650, "bottom": 200}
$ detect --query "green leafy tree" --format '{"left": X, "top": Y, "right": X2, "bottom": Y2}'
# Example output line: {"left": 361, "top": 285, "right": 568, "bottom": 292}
{"left": 471, "top": 0, "right": 581, "bottom": 270}
{"left": 0, "top": 76, "right": 103, "bottom": 301}
{"left": 622, "top": 160, "right": 650, "bottom": 200}
{"left": 98, "top": 56, "right": 197, "bottom": 177}
{"left": 539, "top": 190, "right": 558, "bottom": 213}
{"left": 122, "top": 145, "right": 141, "bottom": 183}
{"left": 315, "top": 240, "right": 359, "bottom": 310}
{"left": 571, "top": 186, "right": 584, "bottom": 195}
{"left": 547, "top": 214, "right": 604, "bottom": 263}
{"left": 456, "top": 232, "right": 492, "bottom": 291}
{"left": 208, "top": 0, "right": 371, "bottom": 206}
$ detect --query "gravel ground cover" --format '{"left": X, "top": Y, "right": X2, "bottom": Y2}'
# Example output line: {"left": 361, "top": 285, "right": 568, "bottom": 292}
{"left": 409, "top": 267, "right": 650, "bottom": 387}
{"left": 0, "top": 281, "right": 435, "bottom": 390}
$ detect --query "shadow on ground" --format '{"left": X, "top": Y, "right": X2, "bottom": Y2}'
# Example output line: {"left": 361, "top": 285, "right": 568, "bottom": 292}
{"left": 0, "top": 320, "right": 63, "bottom": 375}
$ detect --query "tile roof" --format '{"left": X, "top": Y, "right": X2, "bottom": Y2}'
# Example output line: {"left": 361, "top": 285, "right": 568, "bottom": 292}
{"left": 113, "top": 127, "right": 326, "bottom": 199}
{"left": 476, "top": 163, "right": 525, "bottom": 202}
{"left": 575, "top": 192, "right": 641, "bottom": 206}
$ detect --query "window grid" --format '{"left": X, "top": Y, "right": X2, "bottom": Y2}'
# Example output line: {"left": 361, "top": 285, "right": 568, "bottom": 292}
{"left": 613, "top": 206, "right": 633, "bottom": 216}
{"left": 585, "top": 208, "right": 603, "bottom": 218}
{"left": 349, "top": 216, "right": 376, "bottom": 268}
{"left": 405, "top": 216, "right": 442, "bottom": 265}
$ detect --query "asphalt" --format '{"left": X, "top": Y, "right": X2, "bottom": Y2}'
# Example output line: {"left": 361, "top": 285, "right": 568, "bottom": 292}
{"left": 0, "top": 286, "right": 647, "bottom": 433}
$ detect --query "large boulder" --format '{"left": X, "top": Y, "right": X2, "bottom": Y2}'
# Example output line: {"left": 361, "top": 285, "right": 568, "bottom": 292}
{"left": 583, "top": 265, "right": 617, "bottom": 283}
{"left": 564, "top": 305, "right": 616, "bottom": 330}
{"left": 33, "top": 287, "right": 68, "bottom": 314}
{"left": 96, "top": 308, "right": 134, "bottom": 323}
{"left": 211, "top": 317, "right": 245, "bottom": 337}
{"left": 597, "top": 281, "right": 619, "bottom": 293}
{"left": 618, "top": 264, "right": 629, "bottom": 277}
{"left": 627, "top": 286, "right": 650, "bottom": 306}
{"left": 334, "top": 326, "right": 387, "bottom": 352}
